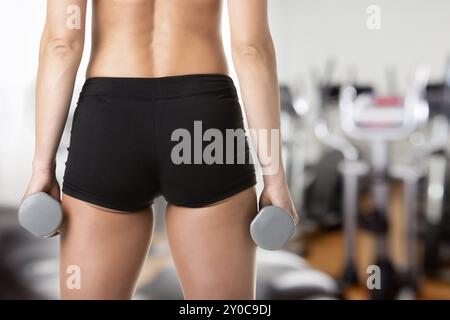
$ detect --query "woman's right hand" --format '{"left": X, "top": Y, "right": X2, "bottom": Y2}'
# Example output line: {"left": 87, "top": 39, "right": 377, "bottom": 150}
{"left": 259, "top": 176, "right": 299, "bottom": 225}
{"left": 22, "top": 167, "right": 60, "bottom": 203}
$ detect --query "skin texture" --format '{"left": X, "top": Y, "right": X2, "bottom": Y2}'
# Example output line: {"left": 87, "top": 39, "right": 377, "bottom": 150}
{"left": 24, "top": 0, "right": 298, "bottom": 299}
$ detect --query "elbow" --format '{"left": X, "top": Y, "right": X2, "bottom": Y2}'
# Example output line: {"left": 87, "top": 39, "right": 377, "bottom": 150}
{"left": 234, "top": 43, "right": 265, "bottom": 57}
{"left": 232, "top": 41, "right": 276, "bottom": 64}
{"left": 40, "top": 37, "right": 84, "bottom": 59}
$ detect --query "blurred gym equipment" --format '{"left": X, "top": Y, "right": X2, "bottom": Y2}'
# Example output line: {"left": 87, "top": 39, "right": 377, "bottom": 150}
{"left": 422, "top": 60, "right": 450, "bottom": 281}
{"left": 0, "top": 207, "right": 57, "bottom": 299}
{"left": 279, "top": 85, "right": 305, "bottom": 215}
{"left": 263, "top": 61, "right": 450, "bottom": 300}
{"left": 303, "top": 61, "right": 373, "bottom": 233}
{"left": 315, "top": 114, "right": 369, "bottom": 287}
{"left": 338, "top": 66, "right": 430, "bottom": 299}
{"left": 303, "top": 61, "right": 343, "bottom": 231}
{"left": 390, "top": 147, "right": 426, "bottom": 299}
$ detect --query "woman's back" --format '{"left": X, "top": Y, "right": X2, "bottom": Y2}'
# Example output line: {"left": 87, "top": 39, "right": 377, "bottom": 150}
{"left": 87, "top": 0, "right": 228, "bottom": 78}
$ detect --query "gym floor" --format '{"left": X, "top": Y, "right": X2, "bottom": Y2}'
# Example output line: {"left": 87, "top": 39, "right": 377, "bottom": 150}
{"left": 303, "top": 183, "right": 450, "bottom": 300}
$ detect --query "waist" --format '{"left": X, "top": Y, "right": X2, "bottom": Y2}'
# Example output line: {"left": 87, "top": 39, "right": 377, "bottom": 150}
{"left": 86, "top": 39, "right": 229, "bottom": 80}
{"left": 79, "top": 74, "right": 238, "bottom": 101}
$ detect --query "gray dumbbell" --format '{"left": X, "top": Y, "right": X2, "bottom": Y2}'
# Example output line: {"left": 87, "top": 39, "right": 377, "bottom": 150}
{"left": 250, "top": 205, "right": 295, "bottom": 250}
{"left": 18, "top": 192, "right": 63, "bottom": 237}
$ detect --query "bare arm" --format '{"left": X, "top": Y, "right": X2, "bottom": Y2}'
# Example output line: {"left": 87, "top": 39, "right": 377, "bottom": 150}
{"left": 34, "top": 0, "right": 86, "bottom": 171}
{"left": 228, "top": 0, "right": 297, "bottom": 222}
{"left": 228, "top": 0, "right": 282, "bottom": 180}
{"left": 25, "top": 0, "right": 86, "bottom": 200}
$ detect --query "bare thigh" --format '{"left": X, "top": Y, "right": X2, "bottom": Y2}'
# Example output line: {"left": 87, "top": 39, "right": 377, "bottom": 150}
{"left": 60, "top": 194, "right": 154, "bottom": 300}
{"left": 166, "top": 187, "right": 258, "bottom": 300}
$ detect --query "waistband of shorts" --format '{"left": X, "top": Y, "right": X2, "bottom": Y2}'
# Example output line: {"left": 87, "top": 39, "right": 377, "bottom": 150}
{"left": 79, "top": 74, "right": 238, "bottom": 101}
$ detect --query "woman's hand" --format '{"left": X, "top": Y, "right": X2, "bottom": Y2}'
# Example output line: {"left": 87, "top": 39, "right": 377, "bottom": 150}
{"left": 259, "top": 176, "right": 299, "bottom": 225}
{"left": 22, "top": 167, "right": 60, "bottom": 203}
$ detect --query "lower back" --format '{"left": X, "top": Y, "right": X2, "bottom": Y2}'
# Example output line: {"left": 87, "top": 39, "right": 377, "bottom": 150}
{"left": 86, "top": 0, "right": 229, "bottom": 78}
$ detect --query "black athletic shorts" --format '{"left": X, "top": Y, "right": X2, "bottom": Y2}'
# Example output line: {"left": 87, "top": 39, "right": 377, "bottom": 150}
{"left": 62, "top": 74, "right": 257, "bottom": 211}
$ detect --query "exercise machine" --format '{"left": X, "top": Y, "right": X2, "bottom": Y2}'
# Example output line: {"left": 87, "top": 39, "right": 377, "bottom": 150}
{"left": 279, "top": 85, "right": 306, "bottom": 214}
{"left": 338, "top": 66, "right": 429, "bottom": 299}
{"left": 303, "top": 61, "right": 344, "bottom": 231}
{"left": 422, "top": 60, "right": 450, "bottom": 279}
{"left": 314, "top": 116, "right": 368, "bottom": 287}
{"left": 305, "top": 61, "right": 373, "bottom": 232}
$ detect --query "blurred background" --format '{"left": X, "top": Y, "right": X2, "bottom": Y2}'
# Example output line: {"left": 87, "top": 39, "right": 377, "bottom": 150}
{"left": 1, "top": 0, "right": 450, "bottom": 299}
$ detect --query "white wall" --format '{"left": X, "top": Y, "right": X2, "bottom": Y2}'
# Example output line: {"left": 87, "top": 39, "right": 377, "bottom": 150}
{"left": 0, "top": 1, "right": 44, "bottom": 206}
{"left": 269, "top": 0, "right": 450, "bottom": 98}
{"left": 0, "top": 0, "right": 93, "bottom": 206}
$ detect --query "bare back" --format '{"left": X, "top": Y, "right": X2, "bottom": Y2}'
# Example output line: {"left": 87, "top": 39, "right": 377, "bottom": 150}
{"left": 87, "top": 0, "right": 229, "bottom": 78}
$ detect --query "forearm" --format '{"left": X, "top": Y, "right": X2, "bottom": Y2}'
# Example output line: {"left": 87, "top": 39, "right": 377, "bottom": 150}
{"left": 33, "top": 36, "right": 83, "bottom": 172}
{"left": 232, "top": 40, "right": 285, "bottom": 184}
